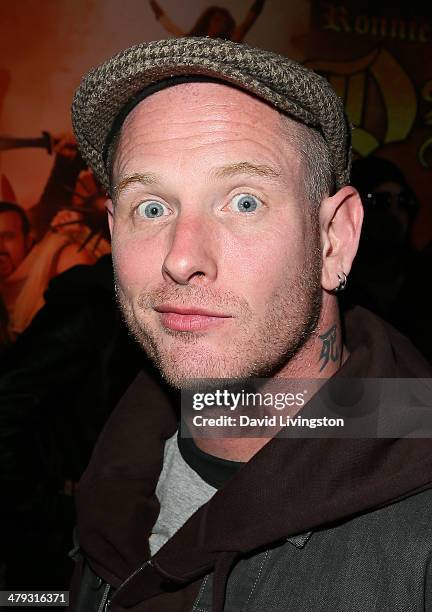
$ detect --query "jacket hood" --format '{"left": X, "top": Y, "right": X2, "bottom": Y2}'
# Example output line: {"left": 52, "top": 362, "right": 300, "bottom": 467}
{"left": 75, "top": 306, "right": 432, "bottom": 609}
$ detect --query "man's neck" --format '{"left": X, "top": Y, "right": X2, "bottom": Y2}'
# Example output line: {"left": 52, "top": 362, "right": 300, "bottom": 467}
{"left": 193, "top": 294, "right": 347, "bottom": 462}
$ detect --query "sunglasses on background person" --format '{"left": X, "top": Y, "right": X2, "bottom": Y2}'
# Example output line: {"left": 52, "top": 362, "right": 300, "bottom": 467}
{"left": 362, "top": 190, "right": 419, "bottom": 213}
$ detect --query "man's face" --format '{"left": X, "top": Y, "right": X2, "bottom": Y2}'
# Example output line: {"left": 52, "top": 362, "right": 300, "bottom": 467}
{"left": 109, "top": 83, "right": 322, "bottom": 387}
{"left": 0, "top": 211, "right": 29, "bottom": 280}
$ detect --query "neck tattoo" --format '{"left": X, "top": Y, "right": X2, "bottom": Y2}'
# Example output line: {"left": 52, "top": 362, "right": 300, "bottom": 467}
{"left": 318, "top": 324, "right": 339, "bottom": 372}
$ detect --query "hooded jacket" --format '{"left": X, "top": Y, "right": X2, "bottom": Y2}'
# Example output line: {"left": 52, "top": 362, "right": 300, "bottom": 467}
{"left": 71, "top": 306, "right": 432, "bottom": 611}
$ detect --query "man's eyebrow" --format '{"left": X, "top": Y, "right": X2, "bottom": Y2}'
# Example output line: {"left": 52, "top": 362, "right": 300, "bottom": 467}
{"left": 113, "top": 172, "right": 159, "bottom": 200}
{"left": 112, "top": 163, "right": 281, "bottom": 201}
{"left": 210, "top": 162, "right": 281, "bottom": 180}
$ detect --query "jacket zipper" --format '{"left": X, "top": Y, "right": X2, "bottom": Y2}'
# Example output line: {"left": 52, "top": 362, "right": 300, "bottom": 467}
{"left": 102, "top": 559, "right": 153, "bottom": 610}
{"left": 97, "top": 583, "right": 111, "bottom": 612}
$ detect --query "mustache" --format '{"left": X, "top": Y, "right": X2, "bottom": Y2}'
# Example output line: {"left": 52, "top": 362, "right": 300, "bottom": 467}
{"left": 136, "top": 284, "right": 251, "bottom": 315}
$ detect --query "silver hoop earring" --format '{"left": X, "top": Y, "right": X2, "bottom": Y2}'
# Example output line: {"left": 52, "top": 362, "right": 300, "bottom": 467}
{"left": 333, "top": 271, "right": 347, "bottom": 293}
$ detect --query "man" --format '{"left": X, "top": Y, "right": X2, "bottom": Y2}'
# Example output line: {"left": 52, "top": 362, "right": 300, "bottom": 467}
{"left": 70, "top": 38, "right": 432, "bottom": 611}
{"left": 0, "top": 201, "right": 32, "bottom": 283}
{"left": 346, "top": 156, "right": 431, "bottom": 362}
{"left": 0, "top": 202, "right": 32, "bottom": 347}
{"left": 0, "top": 201, "right": 96, "bottom": 339}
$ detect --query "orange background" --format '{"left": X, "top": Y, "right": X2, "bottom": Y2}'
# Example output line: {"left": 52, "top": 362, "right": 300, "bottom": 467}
{"left": 1, "top": 0, "right": 431, "bottom": 247}
{"left": 0, "top": 0, "right": 307, "bottom": 208}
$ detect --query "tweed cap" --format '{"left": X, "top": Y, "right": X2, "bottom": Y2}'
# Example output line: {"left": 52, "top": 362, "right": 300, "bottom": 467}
{"left": 72, "top": 36, "right": 351, "bottom": 192}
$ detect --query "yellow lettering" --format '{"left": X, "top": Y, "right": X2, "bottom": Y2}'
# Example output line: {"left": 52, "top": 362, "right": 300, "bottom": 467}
{"left": 390, "top": 18, "right": 406, "bottom": 40}
{"left": 370, "top": 16, "right": 388, "bottom": 37}
{"left": 355, "top": 15, "right": 369, "bottom": 35}
{"left": 408, "top": 20, "right": 417, "bottom": 42}
{"left": 323, "top": 3, "right": 351, "bottom": 33}
{"left": 370, "top": 16, "right": 378, "bottom": 37}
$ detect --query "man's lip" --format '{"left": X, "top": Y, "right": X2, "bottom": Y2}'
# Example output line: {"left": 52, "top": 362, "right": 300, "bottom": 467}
{"left": 155, "top": 305, "right": 231, "bottom": 318}
{"left": 155, "top": 305, "right": 232, "bottom": 332}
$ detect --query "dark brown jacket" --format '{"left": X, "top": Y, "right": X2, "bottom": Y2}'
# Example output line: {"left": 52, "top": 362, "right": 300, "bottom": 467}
{"left": 71, "top": 307, "right": 432, "bottom": 611}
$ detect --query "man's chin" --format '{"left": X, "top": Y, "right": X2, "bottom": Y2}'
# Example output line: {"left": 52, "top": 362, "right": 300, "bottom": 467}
{"left": 0, "top": 261, "right": 13, "bottom": 279}
{"left": 151, "top": 352, "right": 237, "bottom": 390}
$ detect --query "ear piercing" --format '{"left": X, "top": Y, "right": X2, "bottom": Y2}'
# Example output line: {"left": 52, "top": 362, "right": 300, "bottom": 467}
{"left": 333, "top": 271, "right": 347, "bottom": 293}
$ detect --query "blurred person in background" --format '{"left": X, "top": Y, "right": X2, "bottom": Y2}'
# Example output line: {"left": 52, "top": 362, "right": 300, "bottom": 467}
{"left": 0, "top": 136, "right": 110, "bottom": 342}
{"left": 0, "top": 202, "right": 33, "bottom": 348}
{"left": 345, "top": 156, "right": 431, "bottom": 362}
{"left": 0, "top": 201, "right": 33, "bottom": 283}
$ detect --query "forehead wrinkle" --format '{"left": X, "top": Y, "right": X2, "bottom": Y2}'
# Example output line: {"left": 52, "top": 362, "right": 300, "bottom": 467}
{"left": 113, "top": 90, "right": 301, "bottom": 198}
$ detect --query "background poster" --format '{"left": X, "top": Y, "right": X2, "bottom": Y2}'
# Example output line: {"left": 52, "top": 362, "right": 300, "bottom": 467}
{"left": 0, "top": 0, "right": 307, "bottom": 210}
{"left": 306, "top": 0, "right": 432, "bottom": 248}
{"left": 0, "top": 0, "right": 431, "bottom": 592}
{"left": 0, "top": 0, "right": 431, "bottom": 345}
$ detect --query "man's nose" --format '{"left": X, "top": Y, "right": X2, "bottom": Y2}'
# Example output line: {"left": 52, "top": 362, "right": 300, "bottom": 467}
{"left": 162, "top": 214, "right": 217, "bottom": 285}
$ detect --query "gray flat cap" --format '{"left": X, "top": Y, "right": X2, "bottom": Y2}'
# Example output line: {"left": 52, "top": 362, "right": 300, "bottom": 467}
{"left": 72, "top": 36, "right": 351, "bottom": 192}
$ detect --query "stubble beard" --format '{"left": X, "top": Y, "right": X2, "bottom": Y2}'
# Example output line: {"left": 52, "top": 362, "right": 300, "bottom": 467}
{"left": 114, "top": 241, "right": 322, "bottom": 389}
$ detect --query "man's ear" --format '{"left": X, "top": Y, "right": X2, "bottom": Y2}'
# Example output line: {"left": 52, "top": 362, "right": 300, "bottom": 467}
{"left": 105, "top": 198, "right": 114, "bottom": 237}
{"left": 320, "top": 186, "right": 363, "bottom": 292}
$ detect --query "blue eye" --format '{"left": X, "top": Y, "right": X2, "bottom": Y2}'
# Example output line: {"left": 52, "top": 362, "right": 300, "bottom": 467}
{"left": 137, "top": 201, "right": 167, "bottom": 219}
{"left": 231, "top": 193, "right": 261, "bottom": 213}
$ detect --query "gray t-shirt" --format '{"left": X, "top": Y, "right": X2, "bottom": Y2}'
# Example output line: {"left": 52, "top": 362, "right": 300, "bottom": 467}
{"left": 149, "top": 432, "right": 216, "bottom": 555}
